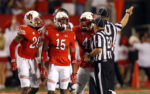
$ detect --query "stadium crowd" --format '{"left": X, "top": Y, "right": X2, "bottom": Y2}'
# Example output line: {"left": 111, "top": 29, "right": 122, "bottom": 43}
{"left": 0, "top": 0, "right": 150, "bottom": 94}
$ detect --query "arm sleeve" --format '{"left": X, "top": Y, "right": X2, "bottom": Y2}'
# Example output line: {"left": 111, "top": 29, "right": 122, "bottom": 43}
{"left": 17, "top": 26, "right": 26, "bottom": 36}
{"left": 41, "top": 49, "right": 47, "bottom": 62}
{"left": 115, "top": 23, "right": 123, "bottom": 32}
{"left": 41, "top": 30, "right": 49, "bottom": 62}
{"left": 70, "top": 32, "right": 76, "bottom": 49}
{"left": 70, "top": 33, "right": 76, "bottom": 62}
{"left": 94, "top": 34, "right": 102, "bottom": 48}
{"left": 9, "top": 39, "right": 19, "bottom": 60}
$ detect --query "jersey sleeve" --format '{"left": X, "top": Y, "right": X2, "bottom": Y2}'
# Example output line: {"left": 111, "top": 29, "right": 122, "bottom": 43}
{"left": 94, "top": 34, "right": 103, "bottom": 48}
{"left": 17, "top": 26, "right": 27, "bottom": 36}
{"left": 115, "top": 23, "right": 123, "bottom": 32}
{"left": 41, "top": 29, "right": 50, "bottom": 62}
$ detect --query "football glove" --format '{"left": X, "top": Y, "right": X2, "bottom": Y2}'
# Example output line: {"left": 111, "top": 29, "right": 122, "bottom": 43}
{"left": 71, "top": 73, "right": 77, "bottom": 83}
{"left": 11, "top": 59, "right": 17, "bottom": 70}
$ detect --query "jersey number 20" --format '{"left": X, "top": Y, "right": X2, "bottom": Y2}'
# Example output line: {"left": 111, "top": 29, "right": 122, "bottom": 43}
{"left": 30, "top": 37, "right": 40, "bottom": 48}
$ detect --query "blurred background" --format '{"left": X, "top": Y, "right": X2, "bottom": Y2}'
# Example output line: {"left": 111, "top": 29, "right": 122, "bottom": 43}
{"left": 0, "top": 0, "right": 150, "bottom": 92}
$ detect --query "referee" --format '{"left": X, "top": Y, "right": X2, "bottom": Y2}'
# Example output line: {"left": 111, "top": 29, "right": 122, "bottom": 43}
{"left": 85, "top": 6, "right": 134, "bottom": 94}
{"left": 84, "top": 17, "right": 112, "bottom": 94}
{"left": 97, "top": 6, "right": 134, "bottom": 92}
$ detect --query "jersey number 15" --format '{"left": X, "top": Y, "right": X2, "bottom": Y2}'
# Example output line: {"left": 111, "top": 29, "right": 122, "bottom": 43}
{"left": 56, "top": 39, "right": 66, "bottom": 50}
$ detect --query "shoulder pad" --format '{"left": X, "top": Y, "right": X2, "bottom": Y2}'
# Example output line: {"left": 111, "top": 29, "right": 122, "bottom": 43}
{"left": 17, "top": 25, "right": 27, "bottom": 36}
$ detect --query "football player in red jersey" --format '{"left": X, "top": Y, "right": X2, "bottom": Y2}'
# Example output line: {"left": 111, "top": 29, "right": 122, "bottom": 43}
{"left": 9, "top": 10, "right": 44, "bottom": 94}
{"left": 72, "top": 12, "right": 95, "bottom": 94}
{"left": 41, "top": 12, "right": 78, "bottom": 94}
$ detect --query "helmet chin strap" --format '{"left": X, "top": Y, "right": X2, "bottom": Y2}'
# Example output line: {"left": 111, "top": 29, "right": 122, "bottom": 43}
{"left": 30, "top": 26, "right": 41, "bottom": 30}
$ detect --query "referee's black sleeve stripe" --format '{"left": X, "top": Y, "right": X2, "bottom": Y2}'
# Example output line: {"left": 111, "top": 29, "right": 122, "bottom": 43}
{"left": 92, "top": 37, "right": 95, "bottom": 49}
{"left": 115, "top": 23, "right": 123, "bottom": 30}
{"left": 110, "top": 23, "right": 114, "bottom": 34}
{"left": 106, "top": 25, "right": 109, "bottom": 32}
{"left": 95, "top": 34, "right": 99, "bottom": 48}
{"left": 95, "top": 34, "right": 102, "bottom": 48}
{"left": 115, "top": 25, "right": 122, "bottom": 29}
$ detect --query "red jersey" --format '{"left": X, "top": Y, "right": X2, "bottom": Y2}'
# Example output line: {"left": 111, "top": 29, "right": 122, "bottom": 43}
{"left": 17, "top": 25, "right": 41, "bottom": 59}
{"left": 45, "top": 27, "right": 75, "bottom": 66}
{"left": 73, "top": 26, "right": 94, "bottom": 68}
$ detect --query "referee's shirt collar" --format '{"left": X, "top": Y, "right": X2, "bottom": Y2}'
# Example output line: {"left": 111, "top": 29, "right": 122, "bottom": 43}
{"left": 96, "top": 29, "right": 105, "bottom": 34}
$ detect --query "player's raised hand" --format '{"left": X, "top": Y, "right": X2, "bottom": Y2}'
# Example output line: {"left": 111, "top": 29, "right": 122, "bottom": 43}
{"left": 11, "top": 59, "right": 17, "bottom": 70}
{"left": 126, "top": 6, "right": 134, "bottom": 16}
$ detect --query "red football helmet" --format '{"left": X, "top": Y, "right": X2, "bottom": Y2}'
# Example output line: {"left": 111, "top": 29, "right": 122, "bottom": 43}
{"left": 80, "top": 12, "right": 94, "bottom": 31}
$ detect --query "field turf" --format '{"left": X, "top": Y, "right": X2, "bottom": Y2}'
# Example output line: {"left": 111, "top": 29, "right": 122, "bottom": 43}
{"left": 0, "top": 88, "right": 150, "bottom": 94}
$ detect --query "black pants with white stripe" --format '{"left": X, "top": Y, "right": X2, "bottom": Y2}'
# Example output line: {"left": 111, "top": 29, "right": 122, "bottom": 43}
{"left": 89, "top": 77, "right": 98, "bottom": 94}
{"left": 94, "top": 60, "right": 115, "bottom": 94}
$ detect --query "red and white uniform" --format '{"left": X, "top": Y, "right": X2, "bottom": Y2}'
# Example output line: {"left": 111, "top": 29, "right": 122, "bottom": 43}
{"left": 73, "top": 26, "right": 95, "bottom": 94}
{"left": 17, "top": 25, "right": 41, "bottom": 59}
{"left": 73, "top": 26, "right": 94, "bottom": 68}
{"left": 16, "top": 25, "right": 41, "bottom": 88}
{"left": 44, "top": 26, "right": 76, "bottom": 91}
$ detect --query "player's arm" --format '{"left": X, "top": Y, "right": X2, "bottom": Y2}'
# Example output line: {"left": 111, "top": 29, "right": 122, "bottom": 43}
{"left": 41, "top": 37, "right": 49, "bottom": 66}
{"left": 70, "top": 42, "right": 78, "bottom": 74}
{"left": 9, "top": 35, "right": 24, "bottom": 60}
{"left": 40, "top": 36, "right": 49, "bottom": 79}
{"left": 83, "top": 48, "right": 102, "bottom": 62}
{"left": 41, "top": 29, "right": 50, "bottom": 65}
{"left": 70, "top": 33, "right": 78, "bottom": 83}
{"left": 40, "top": 43, "right": 48, "bottom": 79}
{"left": 35, "top": 48, "right": 40, "bottom": 57}
{"left": 70, "top": 48, "right": 78, "bottom": 73}
{"left": 120, "top": 6, "right": 134, "bottom": 28}
{"left": 9, "top": 35, "right": 24, "bottom": 70}
{"left": 89, "top": 48, "right": 102, "bottom": 57}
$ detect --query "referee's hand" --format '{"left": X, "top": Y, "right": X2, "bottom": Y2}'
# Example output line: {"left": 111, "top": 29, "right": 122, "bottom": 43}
{"left": 126, "top": 6, "right": 134, "bottom": 16}
{"left": 83, "top": 53, "right": 91, "bottom": 62}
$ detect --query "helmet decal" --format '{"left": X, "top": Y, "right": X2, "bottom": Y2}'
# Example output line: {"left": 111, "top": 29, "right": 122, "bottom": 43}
{"left": 26, "top": 13, "right": 33, "bottom": 21}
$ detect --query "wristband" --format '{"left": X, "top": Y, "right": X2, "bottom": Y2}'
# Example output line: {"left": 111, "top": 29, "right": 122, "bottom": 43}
{"left": 72, "top": 60, "right": 77, "bottom": 64}
{"left": 126, "top": 12, "right": 130, "bottom": 15}
{"left": 72, "top": 73, "right": 77, "bottom": 74}
{"left": 11, "top": 59, "right": 16, "bottom": 62}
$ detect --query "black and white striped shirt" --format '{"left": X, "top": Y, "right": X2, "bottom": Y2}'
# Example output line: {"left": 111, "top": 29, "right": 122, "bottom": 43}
{"left": 89, "top": 30, "right": 108, "bottom": 62}
{"left": 90, "top": 21, "right": 122, "bottom": 62}
{"left": 102, "top": 21, "right": 123, "bottom": 60}
{"left": 105, "top": 21, "right": 122, "bottom": 52}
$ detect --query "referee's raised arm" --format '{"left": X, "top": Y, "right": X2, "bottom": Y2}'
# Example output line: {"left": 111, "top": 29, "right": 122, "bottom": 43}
{"left": 120, "top": 6, "right": 134, "bottom": 28}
